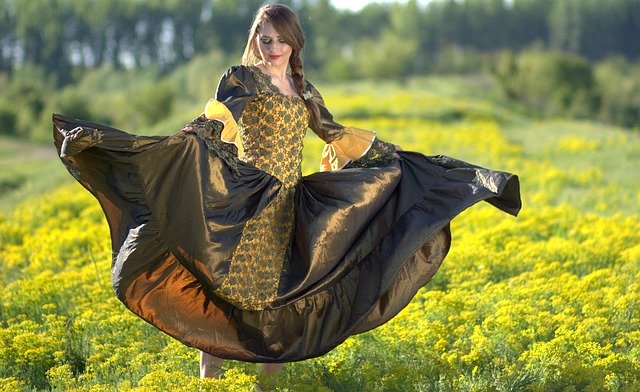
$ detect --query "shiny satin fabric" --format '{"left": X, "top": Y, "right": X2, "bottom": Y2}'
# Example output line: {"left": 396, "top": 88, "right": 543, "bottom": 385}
{"left": 53, "top": 113, "right": 521, "bottom": 362}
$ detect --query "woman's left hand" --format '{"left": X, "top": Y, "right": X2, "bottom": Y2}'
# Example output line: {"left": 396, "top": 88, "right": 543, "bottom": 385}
{"left": 393, "top": 144, "right": 402, "bottom": 158}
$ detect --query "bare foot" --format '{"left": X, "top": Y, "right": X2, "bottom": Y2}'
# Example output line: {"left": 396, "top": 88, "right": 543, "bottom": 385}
{"left": 200, "top": 351, "right": 224, "bottom": 379}
{"left": 256, "top": 363, "right": 283, "bottom": 391}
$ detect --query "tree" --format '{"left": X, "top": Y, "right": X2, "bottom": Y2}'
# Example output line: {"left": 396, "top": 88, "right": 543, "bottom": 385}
{"left": 507, "top": 0, "right": 551, "bottom": 49}
{"left": 549, "top": 0, "right": 582, "bottom": 54}
{"left": 0, "top": 0, "right": 17, "bottom": 71}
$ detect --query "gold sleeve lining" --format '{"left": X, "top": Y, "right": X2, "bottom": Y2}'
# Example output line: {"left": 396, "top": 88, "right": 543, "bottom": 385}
{"left": 320, "top": 127, "right": 376, "bottom": 172}
{"left": 204, "top": 99, "right": 244, "bottom": 157}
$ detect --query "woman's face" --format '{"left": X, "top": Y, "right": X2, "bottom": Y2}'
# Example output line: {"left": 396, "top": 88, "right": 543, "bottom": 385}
{"left": 256, "top": 21, "right": 292, "bottom": 68}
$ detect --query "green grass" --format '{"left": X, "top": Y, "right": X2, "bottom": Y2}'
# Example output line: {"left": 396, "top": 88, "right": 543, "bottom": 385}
{"left": 0, "top": 136, "right": 73, "bottom": 213}
{"left": 3, "top": 75, "right": 639, "bottom": 216}
{"left": 1, "top": 75, "right": 639, "bottom": 391}
{"left": 503, "top": 119, "right": 640, "bottom": 215}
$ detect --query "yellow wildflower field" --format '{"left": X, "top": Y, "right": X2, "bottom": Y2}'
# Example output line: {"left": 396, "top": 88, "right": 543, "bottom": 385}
{"left": 1, "top": 81, "right": 639, "bottom": 391}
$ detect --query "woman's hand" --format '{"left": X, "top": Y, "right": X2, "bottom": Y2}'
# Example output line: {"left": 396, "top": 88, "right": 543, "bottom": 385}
{"left": 182, "top": 124, "right": 197, "bottom": 133}
{"left": 60, "top": 126, "right": 101, "bottom": 157}
{"left": 393, "top": 144, "right": 402, "bottom": 159}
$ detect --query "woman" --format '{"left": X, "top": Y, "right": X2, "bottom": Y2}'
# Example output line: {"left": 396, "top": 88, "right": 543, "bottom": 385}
{"left": 53, "top": 2, "right": 520, "bottom": 383}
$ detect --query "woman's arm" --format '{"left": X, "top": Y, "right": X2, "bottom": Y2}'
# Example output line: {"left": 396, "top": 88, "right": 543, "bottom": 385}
{"left": 184, "top": 66, "right": 258, "bottom": 158}
{"left": 214, "top": 66, "right": 258, "bottom": 123}
{"left": 181, "top": 66, "right": 259, "bottom": 176}
{"left": 305, "top": 81, "right": 398, "bottom": 171}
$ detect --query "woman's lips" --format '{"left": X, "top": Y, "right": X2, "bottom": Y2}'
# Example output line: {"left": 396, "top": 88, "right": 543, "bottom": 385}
{"left": 270, "top": 55, "right": 281, "bottom": 60}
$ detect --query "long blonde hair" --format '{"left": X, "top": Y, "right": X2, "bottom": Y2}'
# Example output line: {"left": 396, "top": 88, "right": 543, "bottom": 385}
{"left": 242, "top": 3, "right": 321, "bottom": 129}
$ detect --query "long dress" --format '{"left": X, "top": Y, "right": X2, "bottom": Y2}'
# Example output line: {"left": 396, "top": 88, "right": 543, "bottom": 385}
{"left": 52, "top": 65, "right": 521, "bottom": 363}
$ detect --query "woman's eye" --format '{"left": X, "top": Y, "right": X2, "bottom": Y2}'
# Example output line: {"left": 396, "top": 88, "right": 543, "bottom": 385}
{"left": 261, "top": 38, "right": 271, "bottom": 44}
{"left": 278, "top": 39, "right": 286, "bottom": 43}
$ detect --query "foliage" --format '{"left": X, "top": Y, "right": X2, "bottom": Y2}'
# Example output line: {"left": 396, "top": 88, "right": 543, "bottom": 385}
{"left": 548, "top": 0, "right": 640, "bottom": 60}
{"left": 0, "top": 103, "right": 17, "bottom": 136}
{"left": 355, "top": 1, "right": 422, "bottom": 79}
{"left": 0, "top": 135, "right": 70, "bottom": 215}
{"left": 353, "top": 30, "right": 418, "bottom": 80}
{"left": 491, "top": 49, "right": 640, "bottom": 129}
{"left": 0, "top": 50, "right": 230, "bottom": 142}
{"left": 594, "top": 57, "right": 640, "bottom": 130}
{"left": 491, "top": 48, "right": 599, "bottom": 119}
{"left": 2, "top": 1, "right": 640, "bottom": 140}
{"left": 1, "top": 0, "right": 639, "bottom": 84}
{"left": 431, "top": 45, "right": 486, "bottom": 75}
{"left": 2, "top": 81, "right": 639, "bottom": 390}
{"left": 0, "top": 65, "right": 55, "bottom": 138}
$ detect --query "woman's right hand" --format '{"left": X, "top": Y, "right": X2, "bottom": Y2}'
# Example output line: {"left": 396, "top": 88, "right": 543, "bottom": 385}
{"left": 182, "top": 124, "right": 197, "bottom": 133}
{"left": 60, "top": 126, "right": 102, "bottom": 157}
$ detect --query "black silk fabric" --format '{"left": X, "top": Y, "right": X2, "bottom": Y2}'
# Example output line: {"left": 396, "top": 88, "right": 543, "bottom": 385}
{"left": 52, "top": 113, "right": 520, "bottom": 363}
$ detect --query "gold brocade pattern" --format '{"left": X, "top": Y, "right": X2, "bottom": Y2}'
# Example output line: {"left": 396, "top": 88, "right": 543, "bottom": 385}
{"left": 215, "top": 66, "right": 309, "bottom": 310}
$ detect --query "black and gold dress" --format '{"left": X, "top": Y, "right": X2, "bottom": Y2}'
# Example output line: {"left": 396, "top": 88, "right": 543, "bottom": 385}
{"left": 52, "top": 65, "right": 521, "bottom": 362}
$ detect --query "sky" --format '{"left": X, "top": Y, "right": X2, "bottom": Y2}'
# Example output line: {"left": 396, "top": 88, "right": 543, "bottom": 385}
{"left": 330, "top": 0, "right": 421, "bottom": 12}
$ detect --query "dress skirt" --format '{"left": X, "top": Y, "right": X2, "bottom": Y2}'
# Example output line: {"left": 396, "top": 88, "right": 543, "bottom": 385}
{"left": 52, "top": 113, "right": 521, "bottom": 362}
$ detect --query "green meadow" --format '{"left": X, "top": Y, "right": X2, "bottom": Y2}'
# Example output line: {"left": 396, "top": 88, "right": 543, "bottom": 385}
{"left": 1, "top": 76, "right": 639, "bottom": 391}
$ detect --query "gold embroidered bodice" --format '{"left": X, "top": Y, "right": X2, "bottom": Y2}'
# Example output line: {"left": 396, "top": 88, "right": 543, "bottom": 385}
{"left": 215, "top": 66, "right": 309, "bottom": 310}
{"left": 238, "top": 66, "right": 309, "bottom": 188}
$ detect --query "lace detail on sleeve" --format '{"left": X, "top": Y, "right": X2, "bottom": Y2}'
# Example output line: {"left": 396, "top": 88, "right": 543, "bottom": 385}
{"left": 183, "top": 116, "right": 240, "bottom": 177}
{"left": 348, "top": 138, "right": 396, "bottom": 168}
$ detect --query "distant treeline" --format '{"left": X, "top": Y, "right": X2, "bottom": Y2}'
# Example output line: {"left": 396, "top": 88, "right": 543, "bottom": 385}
{"left": 1, "top": 0, "right": 639, "bottom": 137}
{"left": 1, "top": 0, "right": 639, "bottom": 83}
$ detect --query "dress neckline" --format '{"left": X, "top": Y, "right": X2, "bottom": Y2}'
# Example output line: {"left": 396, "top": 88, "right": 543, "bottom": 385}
{"left": 249, "top": 65, "right": 302, "bottom": 100}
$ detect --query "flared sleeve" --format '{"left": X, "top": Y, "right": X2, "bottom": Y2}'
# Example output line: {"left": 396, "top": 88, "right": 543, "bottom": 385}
{"left": 176, "top": 66, "right": 260, "bottom": 176}
{"left": 200, "top": 65, "right": 258, "bottom": 156}
{"left": 305, "top": 81, "right": 389, "bottom": 171}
